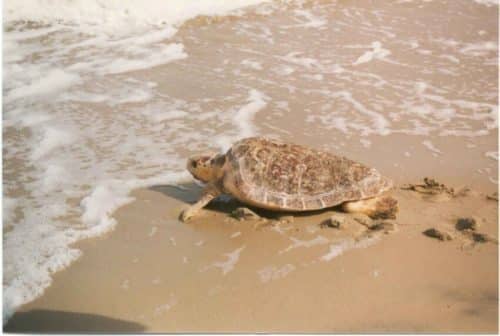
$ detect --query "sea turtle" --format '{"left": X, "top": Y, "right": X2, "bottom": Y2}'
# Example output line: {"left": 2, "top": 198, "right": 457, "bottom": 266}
{"left": 180, "top": 137, "right": 397, "bottom": 221}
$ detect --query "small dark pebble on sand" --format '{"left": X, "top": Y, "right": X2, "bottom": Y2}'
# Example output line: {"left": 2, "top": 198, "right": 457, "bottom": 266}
{"left": 456, "top": 217, "right": 479, "bottom": 231}
{"left": 423, "top": 228, "right": 453, "bottom": 241}
{"left": 486, "top": 192, "right": 498, "bottom": 201}
{"left": 464, "top": 231, "right": 498, "bottom": 244}
{"left": 370, "top": 221, "right": 396, "bottom": 233}
{"left": 320, "top": 217, "right": 343, "bottom": 229}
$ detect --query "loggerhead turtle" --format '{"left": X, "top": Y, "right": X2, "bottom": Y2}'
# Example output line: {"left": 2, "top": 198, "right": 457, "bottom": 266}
{"left": 180, "top": 137, "right": 397, "bottom": 221}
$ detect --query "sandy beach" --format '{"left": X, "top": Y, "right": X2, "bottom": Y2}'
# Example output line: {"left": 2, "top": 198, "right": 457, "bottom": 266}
{"left": 5, "top": 182, "right": 499, "bottom": 332}
{"left": 3, "top": 0, "right": 498, "bottom": 333}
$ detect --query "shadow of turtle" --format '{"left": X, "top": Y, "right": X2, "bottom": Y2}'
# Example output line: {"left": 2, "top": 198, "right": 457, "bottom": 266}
{"left": 4, "top": 309, "right": 146, "bottom": 333}
{"left": 149, "top": 182, "right": 340, "bottom": 220}
{"left": 149, "top": 182, "right": 202, "bottom": 204}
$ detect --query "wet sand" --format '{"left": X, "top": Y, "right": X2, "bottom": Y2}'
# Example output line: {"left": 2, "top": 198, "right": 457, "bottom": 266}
{"left": 5, "top": 178, "right": 498, "bottom": 333}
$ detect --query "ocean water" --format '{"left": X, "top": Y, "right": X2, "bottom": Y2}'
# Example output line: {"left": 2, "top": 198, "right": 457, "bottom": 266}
{"left": 2, "top": 0, "right": 498, "bottom": 322}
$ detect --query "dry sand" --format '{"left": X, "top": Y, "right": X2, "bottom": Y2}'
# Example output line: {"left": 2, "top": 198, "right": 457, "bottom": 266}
{"left": 5, "top": 177, "right": 498, "bottom": 333}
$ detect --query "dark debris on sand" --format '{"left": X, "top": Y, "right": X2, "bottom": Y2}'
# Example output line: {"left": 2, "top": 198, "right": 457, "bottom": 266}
{"left": 401, "top": 177, "right": 470, "bottom": 197}
{"left": 320, "top": 214, "right": 346, "bottom": 229}
{"left": 486, "top": 192, "right": 498, "bottom": 201}
{"left": 423, "top": 228, "right": 454, "bottom": 241}
{"left": 456, "top": 217, "right": 480, "bottom": 231}
{"left": 423, "top": 217, "right": 497, "bottom": 245}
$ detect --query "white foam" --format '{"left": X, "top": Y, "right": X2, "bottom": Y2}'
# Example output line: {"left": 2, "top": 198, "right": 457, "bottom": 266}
{"left": 105, "top": 43, "right": 187, "bottom": 74}
{"left": 281, "top": 52, "right": 319, "bottom": 68}
{"left": 62, "top": 81, "right": 157, "bottom": 106}
{"left": 216, "top": 89, "right": 269, "bottom": 151}
{"left": 149, "top": 227, "right": 158, "bottom": 237}
{"left": 404, "top": 82, "right": 498, "bottom": 138}
{"left": 116, "top": 27, "right": 178, "bottom": 45}
{"left": 241, "top": 59, "right": 263, "bottom": 70}
{"left": 8, "top": 111, "right": 53, "bottom": 128}
{"left": 3, "top": 225, "right": 83, "bottom": 323}
{"left": 235, "top": 89, "right": 268, "bottom": 137}
{"left": 360, "top": 138, "right": 372, "bottom": 148}
{"left": 439, "top": 54, "right": 460, "bottom": 64}
{"left": 203, "top": 246, "right": 246, "bottom": 275}
{"left": 80, "top": 182, "right": 135, "bottom": 232}
{"left": 31, "top": 127, "right": 77, "bottom": 161}
{"left": 416, "top": 49, "right": 432, "bottom": 55}
{"left": 169, "top": 237, "right": 177, "bottom": 246}
{"left": 292, "top": 9, "right": 327, "bottom": 29}
{"left": 80, "top": 172, "right": 191, "bottom": 233}
{"left": 2, "top": 197, "right": 18, "bottom": 226}
{"left": 270, "top": 222, "right": 293, "bottom": 235}
{"left": 120, "top": 280, "right": 130, "bottom": 290}
{"left": 154, "top": 294, "right": 177, "bottom": 316}
{"left": 353, "top": 41, "right": 391, "bottom": 66}
{"left": 280, "top": 236, "right": 330, "bottom": 254}
{"left": 148, "top": 110, "right": 189, "bottom": 123}
{"left": 5, "top": 0, "right": 272, "bottom": 30}
{"left": 485, "top": 151, "right": 498, "bottom": 161}
{"left": 422, "top": 140, "right": 442, "bottom": 156}
{"left": 306, "top": 225, "right": 319, "bottom": 234}
{"left": 459, "top": 41, "right": 498, "bottom": 57}
{"left": 471, "top": 0, "right": 498, "bottom": 6}
{"left": 258, "top": 264, "right": 296, "bottom": 283}
{"left": 40, "top": 164, "right": 71, "bottom": 192}
{"left": 3, "top": 25, "right": 62, "bottom": 41}
{"left": 330, "top": 91, "right": 391, "bottom": 135}
{"left": 320, "top": 241, "right": 352, "bottom": 261}
{"left": 303, "top": 73, "right": 324, "bottom": 81}
{"left": 320, "top": 236, "right": 379, "bottom": 262}
{"left": 5, "top": 174, "right": 193, "bottom": 323}
{"left": 272, "top": 65, "right": 295, "bottom": 76}
{"left": 230, "top": 231, "right": 242, "bottom": 238}
{"left": 5, "top": 69, "right": 80, "bottom": 103}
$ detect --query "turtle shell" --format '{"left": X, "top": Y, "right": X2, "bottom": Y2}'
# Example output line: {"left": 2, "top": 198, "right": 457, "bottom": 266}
{"left": 224, "top": 137, "right": 393, "bottom": 211}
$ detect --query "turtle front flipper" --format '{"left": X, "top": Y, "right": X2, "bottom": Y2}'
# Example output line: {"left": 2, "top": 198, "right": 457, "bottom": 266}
{"left": 180, "top": 184, "right": 221, "bottom": 222}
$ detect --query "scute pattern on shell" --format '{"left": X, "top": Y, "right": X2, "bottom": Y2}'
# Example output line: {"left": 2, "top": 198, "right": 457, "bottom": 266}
{"left": 225, "top": 137, "right": 393, "bottom": 210}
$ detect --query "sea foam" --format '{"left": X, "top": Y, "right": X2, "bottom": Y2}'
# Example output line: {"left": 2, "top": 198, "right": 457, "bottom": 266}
{"left": 258, "top": 264, "right": 296, "bottom": 283}
{"left": 4, "top": 0, "right": 271, "bottom": 30}
{"left": 201, "top": 246, "right": 246, "bottom": 275}
{"left": 3, "top": 0, "right": 278, "bottom": 321}
{"left": 353, "top": 41, "right": 391, "bottom": 66}
{"left": 215, "top": 89, "right": 269, "bottom": 151}
{"left": 320, "top": 236, "right": 380, "bottom": 262}
{"left": 5, "top": 69, "right": 80, "bottom": 103}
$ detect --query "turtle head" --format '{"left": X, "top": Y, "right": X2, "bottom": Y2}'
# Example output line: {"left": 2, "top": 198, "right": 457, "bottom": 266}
{"left": 187, "top": 152, "right": 225, "bottom": 183}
